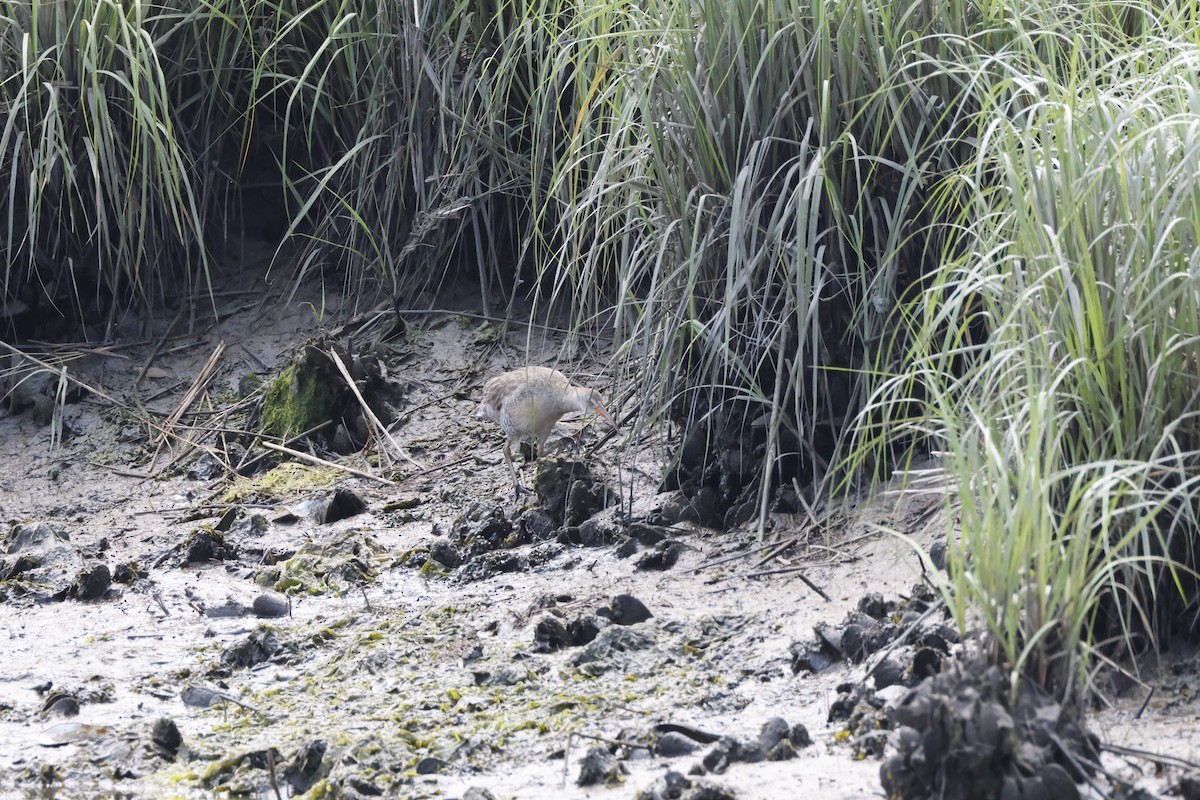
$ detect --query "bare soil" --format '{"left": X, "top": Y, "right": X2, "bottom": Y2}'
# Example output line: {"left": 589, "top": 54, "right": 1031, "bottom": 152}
{"left": 0, "top": 272, "right": 1189, "bottom": 800}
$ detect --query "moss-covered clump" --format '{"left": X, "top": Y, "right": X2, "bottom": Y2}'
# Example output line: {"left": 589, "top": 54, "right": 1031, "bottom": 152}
{"left": 261, "top": 355, "right": 337, "bottom": 439}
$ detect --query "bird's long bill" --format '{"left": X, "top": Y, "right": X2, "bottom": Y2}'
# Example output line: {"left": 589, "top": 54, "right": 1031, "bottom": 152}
{"left": 594, "top": 403, "right": 618, "bottom": 429}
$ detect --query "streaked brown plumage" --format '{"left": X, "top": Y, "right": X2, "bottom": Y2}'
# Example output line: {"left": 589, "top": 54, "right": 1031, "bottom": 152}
{"left": 476, "top": 366, "right": 616, "bottom": 496}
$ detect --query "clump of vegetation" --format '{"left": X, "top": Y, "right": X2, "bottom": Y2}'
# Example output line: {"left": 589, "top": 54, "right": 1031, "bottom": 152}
{"left": 261, "top": 362, "right": 336, "bottom": 440}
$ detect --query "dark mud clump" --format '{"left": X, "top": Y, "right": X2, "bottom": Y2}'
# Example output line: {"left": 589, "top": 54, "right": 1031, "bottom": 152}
{"left": 791, "top": 587, "right": 955, "bottom": 687}
{"left": 881, "top": 660, "right": 1099, "bottom": 800}
{"left": 534, "top": 458, "right": 616, "bottom": 527}
{"left": 219, "top": 627, "right": 292, "bottom": 670}
{"left": 659, "top": 407, "right": 816, "bottom": 531}
{"left": 255, "top": 529, "right": 381, "bottom": 594}
{"left": 2, "top": 522, "right": 115, "bottom": 603}
{"left": 696, "top": 717, "right": 812, "bottom": 774}
{"left": 533, "top": 593, "right": 653, "bottom": 653}
{"left": 444, "top": 459, "right": 617, "bottom": 581}
{"left": 635, "top": 771, "right": 737, "bottom": 800}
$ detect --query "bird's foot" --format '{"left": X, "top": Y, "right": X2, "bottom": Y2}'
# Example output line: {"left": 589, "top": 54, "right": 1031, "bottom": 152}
{"left": 512, "top": 484, "right": 535, "bottom": 503}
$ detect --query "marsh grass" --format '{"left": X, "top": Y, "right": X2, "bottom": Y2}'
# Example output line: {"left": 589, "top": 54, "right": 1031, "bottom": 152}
{"left": 851, "top": 8, "right": 1200, "bottom": 693}
{"left": 4, "top": 0, "right": 1200, "bottom": 699}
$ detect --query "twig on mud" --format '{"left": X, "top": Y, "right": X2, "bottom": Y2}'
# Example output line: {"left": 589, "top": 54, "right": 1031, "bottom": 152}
{"left": 261, "top": 440, "right": 396, "bottom": 485}
{"left": 149, "top": 341, "right": 226, "bottom": 467}
{"left": 89, "top": 462, "right": 157, "bottom": 479}
{"left": 132, "top": 502, "right": 278, "bottom": 517}
{"left": 361, "top": 586, "right": 372, "bottom": 612}
{"left": 569, "top": 732, "right": 650, "bottom": 751}
{"left": 392, "top": 388, "right": 468, "bottom": 424}
{"left": 388, "top": 453, "right": 479, "bottom": 484}
{"left": 212, "top": 692, "right": 269, "bottom": 718}
{"left": 328, "top": 348, "right": 426, "bottom": 471}
{"left": 692, "top": 532, "right": 795, "bottom": 573}
{"left": 265, "top": 749, "right": 283, "bottom": 800}
{"left": 0, "top": 341, "right": 128, "bottom": 409}
{"left": 752, "top": 533, "right": 808, "bottom": 570}
{"left": 709, "top": 563, "right": 831, "bottom": 601}
{"left": 237, "top": 419, "right": 334, "bottom": 475}
{"left": 1102, "top": 741, "right": 1200, "bottom": 773}
{"left": 151, "top": 591, "right": 170, "bottom": 616}
{"left": 392, "top": 306, "right": 582, "bottom": 336}
{"left": 1135, "top": 685, "right": 1155, "bottom": 720}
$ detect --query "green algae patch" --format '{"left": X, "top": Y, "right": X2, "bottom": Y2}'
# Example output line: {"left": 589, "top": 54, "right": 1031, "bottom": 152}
{"left": 261, "top": 360, "right": 337, "bottom": 439}
{"left": 224, "top": 462, "right": 339, "bottom": 504}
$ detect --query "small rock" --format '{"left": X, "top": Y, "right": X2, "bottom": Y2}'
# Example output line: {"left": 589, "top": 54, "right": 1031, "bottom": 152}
{"left": 112, "top": 562, "right": 143, "bottom": 583}
{"left": 700, "top": 737, "right": 740, "bottom": 775}
{"left": 857, "top": 593, "right": 889, "bottom": 619}
{"left": 567, "top": 614, "right": 601, "bottom": 647}
{"left": 649, "top": 492, "right": 702, "bottom": 526}
{"left": 415, "top": 756, "right": 448, "bottom": 775}
{"left": 615, "top": 538, "right": 640, "bottom": 559}
{"left": 6, "top": 522, "right": 70, "bottom": 553}
{"left": 202, "top": 598, "right": 251, "bottom": 618}
{"left": 755, "top": 717, "right": 790, "bottom": 753}
{"left": 188, "top": 453, "right": 226, "bottom": 481}
{"left": 322, "top": 488, "right": 367, "bottom": 523}
{"left": 690, "top": 486, "right": 725, "bottom": 530}
{"left": 840, "top": 618, "right": 897, "bottom": 663}
{"left": 565, "top": 480, "right": 611, "bottom": 528}
{"left": 789, "top": 722, "right": 812, "bottom": 748}
{"left": 72, "top": 564, "right": 111, "bottom": 600}
{"left": 462, "top": 788, "right": 498, "bottom": 800}
{"left": 150, "top": 717, "right": 182, "bottom": 756}
{"left": 252, "top": 593, "right": 289, "bottom": 618}
{"left": 519, "top": 509, "right": 557, "bottom": 542}
{"left": 42, "top": 694, "right": 79, "bottom": 717}
{"left": 184, "top": 530, "right": 235, "bottom": 563}
{"left": 625, "top": 522, "right": 672, "bottom": 546}
{"left": 285, "top": 743, "right": 328, "bottom": 791}
{"left": 634, "top": 541, "right": 684, "bottom": 571}
{"left": 571, "top": 627, "right": 656, "bottom": 672}
{"left": 767, "top": 739, "right": 798, "bottom": 761}
{"left": 534, "top": 616, "right": 570, "bottom": 652}
{"left": 928, "top": 540, "right": 948, "bottom": 570}
{"left": 428, "top": 539, "right": 462, "bottom": 569}
{"left": 2, "top": 523, "right": 83, "bottom": 598}
{"left": 214, "top": 507, "right": 239, "bottom": 532}
{"left": 574, "top": 517, "right": 618, "bottom": 547}
{"left": 1180, "top": 774, "right": 1200, "bottom": 800}
{"left": 873, "top": 656, "right": 907, "bottom": 690}
{"left": 598, "top": 594, "right": 652, "bottom": 625}
{"left": 577, "top": 745, "right": 623, "bottom": 786}
{"left": 911, "top": 647, "right": 942, "bottom": 681}
{"left": 723, "top": 499, "right": 756, "bottom": 530}
{"left": 789, "top": 641, "right": 836, "bottom": 674}
{"left": 482, "top": 666, "right": 530, "bottom": 687}
{"left": 220, "top": 628, "right": 283, "bottom": 669}
{"left": 654, "top": 732, "right": 700, "bottom": 757}
{"left": 1039, "top": 763, "right": 1079, "bottom": 800}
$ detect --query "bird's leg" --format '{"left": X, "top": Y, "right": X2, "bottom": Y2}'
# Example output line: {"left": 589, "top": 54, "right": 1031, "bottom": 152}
{"left": 504, "top": 441, "right": 533, "bottom": 500}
